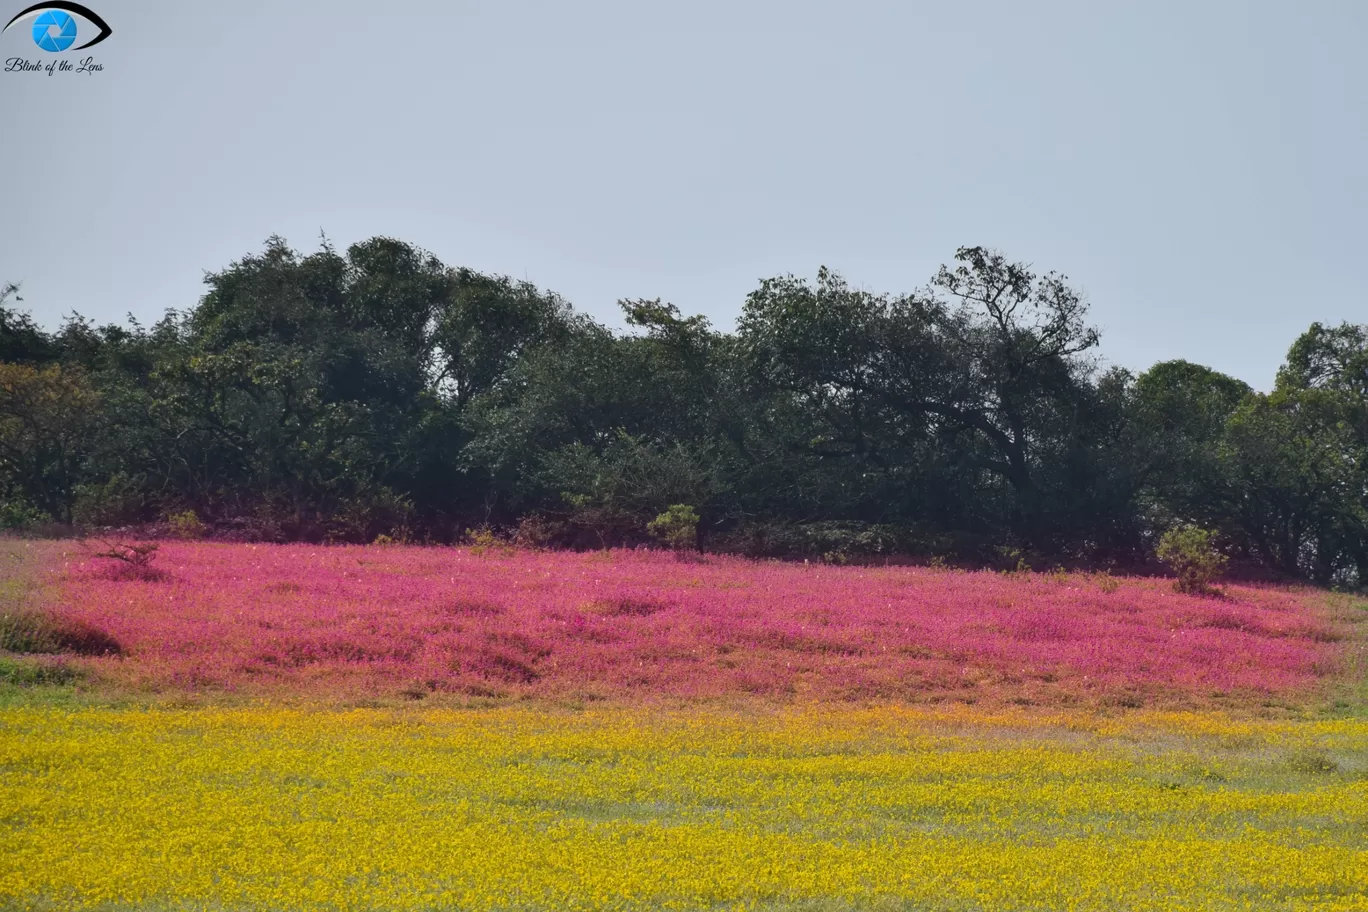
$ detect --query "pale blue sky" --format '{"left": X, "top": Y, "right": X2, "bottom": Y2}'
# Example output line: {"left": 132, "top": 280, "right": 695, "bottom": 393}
{"left": 2, "top": 0, "right": 1364, "bottom": 389}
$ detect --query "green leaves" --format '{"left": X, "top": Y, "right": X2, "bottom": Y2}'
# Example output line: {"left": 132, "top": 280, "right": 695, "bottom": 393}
{"left": 1156, "top": 525, "right": 1228, "bottom": 594}
{"left": 647, "top": 504, "right": 700, "bottom": 552}
{"left": 2, "top": 236, "right": 1365, "bottom": 580}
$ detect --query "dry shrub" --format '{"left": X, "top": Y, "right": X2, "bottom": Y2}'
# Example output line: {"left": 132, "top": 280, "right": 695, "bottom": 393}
{"left": 465, "top": 526, "right": 514, "bottom": 558}
{"left": 513, "top": 514, "right": 566, "bottom": 550}
{"left": 89, "top": 540, "right": 169, "bottom": 582}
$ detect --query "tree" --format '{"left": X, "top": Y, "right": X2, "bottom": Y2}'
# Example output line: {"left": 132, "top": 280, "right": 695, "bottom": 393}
{"left": 0, "top": 283, "right": 57, "bottom": 365}
{"left": 0, "top": 362, "right": 100, "bottom": 522}
{"left": 6, "top": 234, "right": 1361, "bottom": 582}
{"left": 1128, "top": 360, "right": 1251, "bottom": 530}
{"left": 1215, "top": 322, "right": 1368, "bottom": 584}
{"left": 429, "top": 268, "right": 574, "bottom": 409}
{"left": 738, "top": 248, "right": 1105, "bottom": 545}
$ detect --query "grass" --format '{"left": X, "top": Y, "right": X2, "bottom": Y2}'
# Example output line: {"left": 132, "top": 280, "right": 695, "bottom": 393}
{"left": 0, "top": 539, "right": 97, "bottom": 707}
{"left": 0, "top": 540, "right": 58, "bottom": 653}
{"left": 1319, "top": 593, "right": 1368, "bottom": 720}
{"left": 0, "top": 655, "right": 80, "bottom": 686}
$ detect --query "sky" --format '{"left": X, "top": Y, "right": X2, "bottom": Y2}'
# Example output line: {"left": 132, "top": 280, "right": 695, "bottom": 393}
{"left": 1, "top": 0, "right": 1364, "bottom": 390}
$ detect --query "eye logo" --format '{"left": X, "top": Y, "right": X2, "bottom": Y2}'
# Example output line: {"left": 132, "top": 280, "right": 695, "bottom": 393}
{"left": 31, "top": 9, "right": 73, "bottom": 50}
{"left": 2, "top": 2, "right": 111, "bottom": 52}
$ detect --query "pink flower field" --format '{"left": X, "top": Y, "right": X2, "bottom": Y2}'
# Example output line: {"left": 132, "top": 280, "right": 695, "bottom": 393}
{"left": 51, "top": 543, "right": 1343, "bottom": 708}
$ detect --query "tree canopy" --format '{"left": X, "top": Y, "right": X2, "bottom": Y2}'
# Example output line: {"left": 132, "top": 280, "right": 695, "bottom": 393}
{"left": 3, "top": 237, "right": 1364, "bottom": 586}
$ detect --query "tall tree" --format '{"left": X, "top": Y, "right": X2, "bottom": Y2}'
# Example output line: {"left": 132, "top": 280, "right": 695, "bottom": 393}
{"left": 738, "top": 248, "right": 1103, "bottom": 544}
{"left": 0, "top": 283, "right": 57, "bottom": 365}
{"left": 0, "top": 363, "right": 100, "bottom": 522}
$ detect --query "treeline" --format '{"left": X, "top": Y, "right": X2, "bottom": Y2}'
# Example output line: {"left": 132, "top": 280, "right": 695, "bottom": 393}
{"left": 1, "top": 237, "right": 1365, "bottom": 585}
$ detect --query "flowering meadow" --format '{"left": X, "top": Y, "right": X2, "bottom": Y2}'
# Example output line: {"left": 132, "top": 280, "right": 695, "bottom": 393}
{"left": 45, "top": 543, "right": 1346, "bottom": 708}
{"left": 1, "top": 541, "right": 1366, "bottom": 911}
{"left": 2, "top": 706, "right": 1367, "bottom": 911}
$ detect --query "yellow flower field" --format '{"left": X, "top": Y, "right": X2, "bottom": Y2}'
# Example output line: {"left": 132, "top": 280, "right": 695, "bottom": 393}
{"left": 2, "top": 705, "right": 1366, "bottom": 912}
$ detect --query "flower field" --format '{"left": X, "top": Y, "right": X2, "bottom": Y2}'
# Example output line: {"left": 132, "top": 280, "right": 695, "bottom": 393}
{"left": 2, "top": 706, "right": 1367, "bottom": 911}
{"left": 1, "top": 541, "right": 1366, "bottom": 911}
{"left": 45, "top": 544, "right": 1346, "bottom": 709}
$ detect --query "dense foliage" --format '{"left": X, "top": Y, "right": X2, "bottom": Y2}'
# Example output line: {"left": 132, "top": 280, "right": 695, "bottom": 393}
{"left": 1, "top": 240, "right": 1364, "bottom": 584}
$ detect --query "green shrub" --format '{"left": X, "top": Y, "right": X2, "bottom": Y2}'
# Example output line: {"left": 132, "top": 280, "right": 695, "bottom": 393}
{"left": 0, "top": 499, "right": 46, "bottom": 531}
{"left": 465, "top": 526, "right": 513, "bottom": 558}
{"left": 0, "top": 655, "right": 80, "bottom": 686}
{"left": 1156, "top": 525, "right": 1228, "bottom": 594}
{"left": 997, "top": 546, "right": 1031, "bottom": 575}
{"left": 167, "top": 510, "right": 207, "bottom": 540}
{"left": 647, "top": 504, "right": 700, "bottom": 552}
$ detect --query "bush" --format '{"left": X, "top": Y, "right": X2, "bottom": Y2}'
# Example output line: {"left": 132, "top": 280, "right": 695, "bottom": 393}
{"left": 647, "top": 504, "right": 699, "bottom": 553}
{"left": 722, "top": 520, "right": 904, "bottom": 561}
{"left": 0, "top": 498, "right": 46, "bottom": 531}
{"left": 1093, "top": 571, "right": 1121, "bottom": 594}
{"left": 325, "top": 486, "right": 415, "bottom": 544}
{"left": 996, "top": 546, "right": 1031, "bottom": 575}
{"left": 373, "top": 525, "right": 413, "bottom": 547}
{"left": 465, "top": 526, "right": 514, "bottom": 558}
{"left": 167, "top": 510, "right": 207, "bottom": 540}
{"left": 513, "top": 514, "right": 565, "bottom": 550}
{"left": 1156, "top": 525, "right": 1228, "bottom": 594}
{"left": 1044, "top": 566, "right": 1070, "bottom": 584}
{"left": 559, "top": 493, "right": 641, "bottom": 550}
{"left": 89, "top": 540, "right": 167, "bottom": 582}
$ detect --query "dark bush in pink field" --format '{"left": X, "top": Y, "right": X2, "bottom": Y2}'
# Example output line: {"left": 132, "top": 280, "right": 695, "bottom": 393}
{"left": 52, "top": 543, "right": 1342, "bottom": 706}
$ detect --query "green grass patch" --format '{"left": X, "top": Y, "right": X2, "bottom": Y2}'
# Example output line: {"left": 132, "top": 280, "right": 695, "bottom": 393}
{"left": 0, "top": 608, "right": 59, "bottom": 654}
{"left": 0, "top": 655, "right": 80, "bottom": 686}
{"left": 1319, "top": 593, "right": 1368, "bottom": 720}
